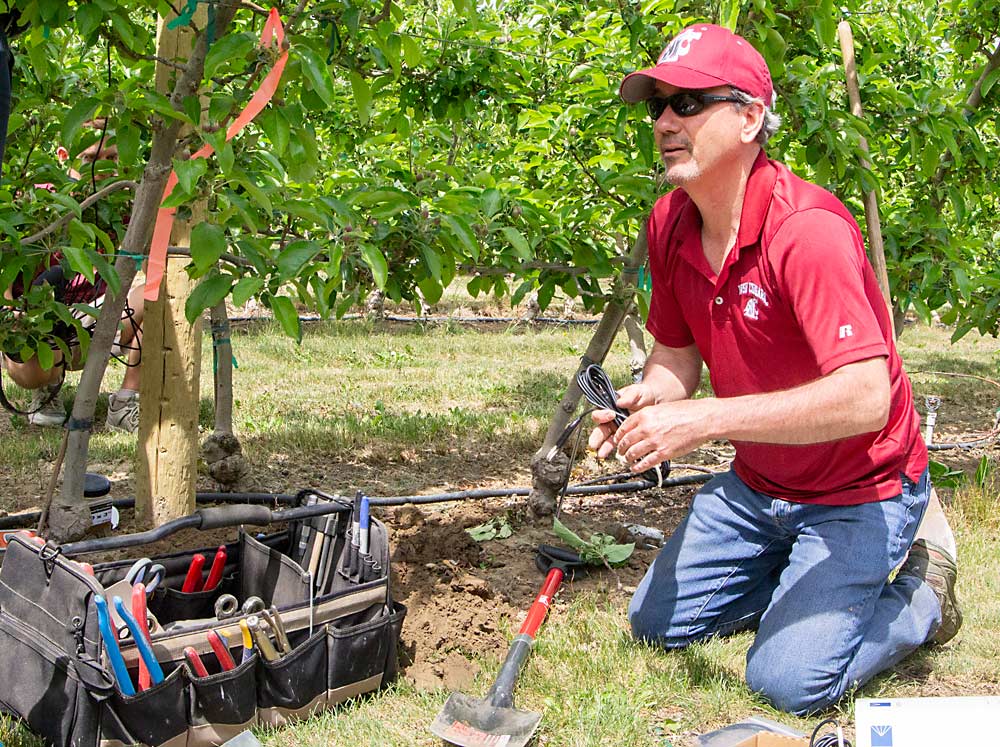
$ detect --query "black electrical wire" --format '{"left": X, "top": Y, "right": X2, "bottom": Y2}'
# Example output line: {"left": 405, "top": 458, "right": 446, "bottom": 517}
{"left": 575, "top": 362, "right": 670, "bottom": 486}
{"left": 809, "top": 717, "right": 852, "bottom": 747}
{"left": 577, "top": 363, "right": 630, "bottom": 427}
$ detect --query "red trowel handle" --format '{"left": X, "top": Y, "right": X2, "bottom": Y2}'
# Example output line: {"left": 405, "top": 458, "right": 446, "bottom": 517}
{"left": 486, "top": 566, "right": 565, "bottom": 710}
{"left": 518, "top": 567, "right": 564, "bottom": 638}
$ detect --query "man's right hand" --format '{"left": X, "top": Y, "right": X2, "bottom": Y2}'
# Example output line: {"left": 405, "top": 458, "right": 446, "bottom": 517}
{"left": 587, "top": 382, "right": 658, "bottom": 459}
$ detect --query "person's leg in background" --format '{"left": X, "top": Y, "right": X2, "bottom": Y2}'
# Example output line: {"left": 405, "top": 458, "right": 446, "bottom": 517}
{"left": 105, "top": 280, "right": 143, "bottom": 433}
{"left": 2, "top": 349, "right": 67, "bottom": 426}
{"left": 743, "top": 470, "right": 945, "bottom": 715}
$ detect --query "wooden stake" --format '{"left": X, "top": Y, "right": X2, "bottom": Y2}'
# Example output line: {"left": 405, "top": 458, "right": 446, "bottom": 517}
{"left": 838, "top": 20, "right": 895, "bottom": 335}
{"left": 135, "top": 9, "right": 207, "bottom": 526}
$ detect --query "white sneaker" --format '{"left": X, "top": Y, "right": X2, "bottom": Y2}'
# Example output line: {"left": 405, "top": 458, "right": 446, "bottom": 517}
{"left": 27, "top": 384, "right": 66, "bottom": 427}
{"left": 106, "top": 391, "right": 139, "bottom": 433}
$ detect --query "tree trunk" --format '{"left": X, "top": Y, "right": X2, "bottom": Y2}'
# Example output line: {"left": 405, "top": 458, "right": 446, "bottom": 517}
{"left": 47, "top": 1, "right": 241, "bottom": 543}
{"left": 210, "top": 302, "right": 234, "bottom": 435}
{"left": 201, "top": 301, "right": 248, "bottom": 490}
{"left": 528, "top": 226, "right": 649, "bottom": 516}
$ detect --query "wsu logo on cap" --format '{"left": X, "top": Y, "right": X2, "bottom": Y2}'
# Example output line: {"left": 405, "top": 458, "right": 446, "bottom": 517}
{"left": 658, "top": 28, "right": 703, "bottom": 64}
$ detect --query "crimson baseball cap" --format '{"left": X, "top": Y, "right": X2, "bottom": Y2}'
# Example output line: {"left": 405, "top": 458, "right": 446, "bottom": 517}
{"left": 620, "top": 24, "right": 774, "bottom": 106}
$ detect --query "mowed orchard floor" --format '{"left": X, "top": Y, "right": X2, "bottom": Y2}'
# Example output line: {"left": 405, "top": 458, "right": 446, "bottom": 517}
{"left": 1, "top": 309, "right": 998, "bottom": 745}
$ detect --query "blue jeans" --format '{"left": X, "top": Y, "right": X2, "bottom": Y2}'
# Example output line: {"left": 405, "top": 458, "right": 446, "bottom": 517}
{"left": 628, "top": 468, "right": 939, "bottom": 715}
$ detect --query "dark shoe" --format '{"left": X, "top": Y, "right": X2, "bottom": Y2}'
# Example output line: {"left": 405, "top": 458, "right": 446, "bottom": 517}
{"left": 898, "top": 539, "right": 962, "bottom": 645}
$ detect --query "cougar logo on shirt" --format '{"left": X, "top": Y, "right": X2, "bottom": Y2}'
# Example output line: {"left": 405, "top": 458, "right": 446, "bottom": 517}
{"left": 658, "top": 29, "right": 703, "bottom": 64}
{"left": 738, "top": 282, "right": 769, "bottom": 323}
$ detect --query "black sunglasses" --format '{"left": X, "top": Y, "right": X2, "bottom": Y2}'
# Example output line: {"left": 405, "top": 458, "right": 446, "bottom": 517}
{"left": 645, "top": 91, "right": 743, "bottom": 120}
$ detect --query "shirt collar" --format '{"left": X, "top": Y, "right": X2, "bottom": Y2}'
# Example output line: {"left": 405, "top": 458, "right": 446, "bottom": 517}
{"left": 736, "top": 149, "right": 776, "bottom": 250}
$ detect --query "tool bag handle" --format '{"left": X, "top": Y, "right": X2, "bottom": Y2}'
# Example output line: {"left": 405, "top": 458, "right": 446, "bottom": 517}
{"left": 62, "top": 500, "right": 354, "bottom": 556}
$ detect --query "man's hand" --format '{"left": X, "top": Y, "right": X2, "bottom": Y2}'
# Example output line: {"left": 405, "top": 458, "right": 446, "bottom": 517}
{"left": 612, "top": 398, "right": 716, "bottom": 473}
{"left": 587, "top": 382, "right": 661, "bottom": 460}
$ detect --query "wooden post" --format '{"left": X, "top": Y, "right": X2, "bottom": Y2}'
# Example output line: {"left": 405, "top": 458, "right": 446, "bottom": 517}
{"left": 838, "top": 21, "right": 894, "bottom": 334}
{"left": 135, "top": 9, "right": 207, "bottom": 526}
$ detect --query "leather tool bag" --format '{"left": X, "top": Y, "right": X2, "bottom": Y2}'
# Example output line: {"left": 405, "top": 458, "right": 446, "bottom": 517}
{"left": 0, "top": 502, "right": 405, "bottom": 747}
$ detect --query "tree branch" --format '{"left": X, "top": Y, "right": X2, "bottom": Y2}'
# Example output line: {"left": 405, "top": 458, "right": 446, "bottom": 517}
{"left": 562, "top": 144, "right": 630, "bottom": 208}
{"left": 930, "top": 38, "right": 1000, "bottom": 190}
{"left": 12, "top": 180, "right": 139, "bottom": 246}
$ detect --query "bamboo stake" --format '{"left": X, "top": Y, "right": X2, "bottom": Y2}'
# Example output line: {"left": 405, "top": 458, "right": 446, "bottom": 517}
{"left": 838, "top": 20, "right": 894, "bottom": 335}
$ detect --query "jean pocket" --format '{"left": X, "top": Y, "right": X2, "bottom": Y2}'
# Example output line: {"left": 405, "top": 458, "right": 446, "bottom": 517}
{"left": 187, "top": 657, "right": 257, "bottom": 747}
{"left": 256, "top": 627, "right": 328, "bottom": 727}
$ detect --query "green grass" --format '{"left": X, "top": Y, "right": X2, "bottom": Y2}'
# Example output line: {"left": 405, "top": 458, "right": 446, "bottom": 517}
{"left": 0, "top": 318, "right": 998, "bottom": 745}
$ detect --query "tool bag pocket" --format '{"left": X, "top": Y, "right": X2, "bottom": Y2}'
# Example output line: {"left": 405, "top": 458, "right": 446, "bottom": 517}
{"left": 327, "top": 600, "right": 406, "bottom": 703}
{"left": 0, "top": 535, "right": 110, "bottom": 747}
{"left": 101, "top": 666, "right": 189, "bottom": 747}
{"left": 187, "top": 657, "right": 258, "bottom": 747}
{"left": 256, "top": 626, "right": 329, "bottom": 727}
{"left": 240, "top": 530, "right": 312, "bottom": 608}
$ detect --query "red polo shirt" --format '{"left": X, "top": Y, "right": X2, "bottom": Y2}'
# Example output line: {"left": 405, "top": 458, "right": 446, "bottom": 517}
{"left": 646, "top": 152, "right": 926, "bottom": 505}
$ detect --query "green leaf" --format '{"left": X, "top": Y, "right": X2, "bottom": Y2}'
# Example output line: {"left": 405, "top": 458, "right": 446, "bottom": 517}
{"left": 953, "top": 267, "right": 971, "bottom": 302}
{"left": 297, "top": 46, "right": 336, "bottom": 107}
{"left": 259, "top": 109, "right": 290, "bottom": 156}
{"left": 719, "top": 0, "right": 740, "bottom": 30}
{"left": 401, "top": 36, "right": 423, "bottom": 67}
{"left": 185, "top": 273, "right": 233, "bottom": 323}
{"left": 277, "top": 240, "right": 321, "bottom": 279}
{"left": 981, "top": 66, "right": 1000, "bottom": 98}
{"left": 361, "top": 244, "right": 389, "bottom": 289}
{"left": 441, "top": 215, "right": 479, "bottom": 260}
{"left": 117, "top": 124, "right": 140, "bottom": 169}
{"left": 481, "top": 188, "right": 502, "bottom": 218}
{"left": 269, "top": 294, "right": 301, "bottom": 342}
{"left": 204, "top": 32, "right": 256, "bottom": 80}
{"left": 62, "top": 97, "right": 99, "bottom": 147}
{"left": 601, "top": 542, "right": 635, "bottom": 565}
{"left": 551, "top": 516, "right": 589, "bottom": 553}
{"left": 190, "top": 222, "right": 227, "bottom": 277}
{"left": 501, "top": 227, "right": 532, "bottom": 260}
{"left": 349, "top": 72, "right": 372, "bottom": 126}
{"left": 421, "top": 245, "right": 442, "bottom": 282}
{"left": 231, "top": 277, "right": 264, "bottom": 307}
{"left": 467, "top": 516, "right": 513, "bottom": 541}
{"left": 417, "top": 276, "right": 443, "bottom": 305}
{"left": 35, "top": 342, "right": 54, "bottom": 372}
{"left": 76, "top": 3, "right": 103, "bottom": 38}
{"left": 174, "top": 158, "right": 208, "bottom": 195}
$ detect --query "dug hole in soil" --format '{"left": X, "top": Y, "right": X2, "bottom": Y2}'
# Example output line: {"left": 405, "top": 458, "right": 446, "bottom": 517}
{"left": 384, "top": 481, "right": 695, "bottom": 693}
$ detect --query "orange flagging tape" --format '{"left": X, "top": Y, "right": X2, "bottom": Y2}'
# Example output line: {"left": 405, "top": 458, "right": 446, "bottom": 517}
{"left": 144, "top": 7, "right": 289, "bottom": 302}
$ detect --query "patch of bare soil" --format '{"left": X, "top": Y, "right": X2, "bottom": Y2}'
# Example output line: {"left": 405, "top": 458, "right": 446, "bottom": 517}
{"left": 381, "top": 476, "right": 698, "bottom": 690}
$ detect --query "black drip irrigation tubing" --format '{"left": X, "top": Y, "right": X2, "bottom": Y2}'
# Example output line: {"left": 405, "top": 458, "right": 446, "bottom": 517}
{"left": 927, "top": 435, "right": 999, "bottom": 451}
{"left": 0, "top": 473, "right": 715, "bottom": 532}
{"left": 227, "top": 313, "right": 599, "bottom": 326}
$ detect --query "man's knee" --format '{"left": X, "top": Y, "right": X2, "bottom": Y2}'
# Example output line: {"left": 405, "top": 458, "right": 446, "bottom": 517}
{"left": 628, "top": 597, "right": 689, "bottom": 648}
{"left": 745, "top": 649, "right": 843, "bottom": 716}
